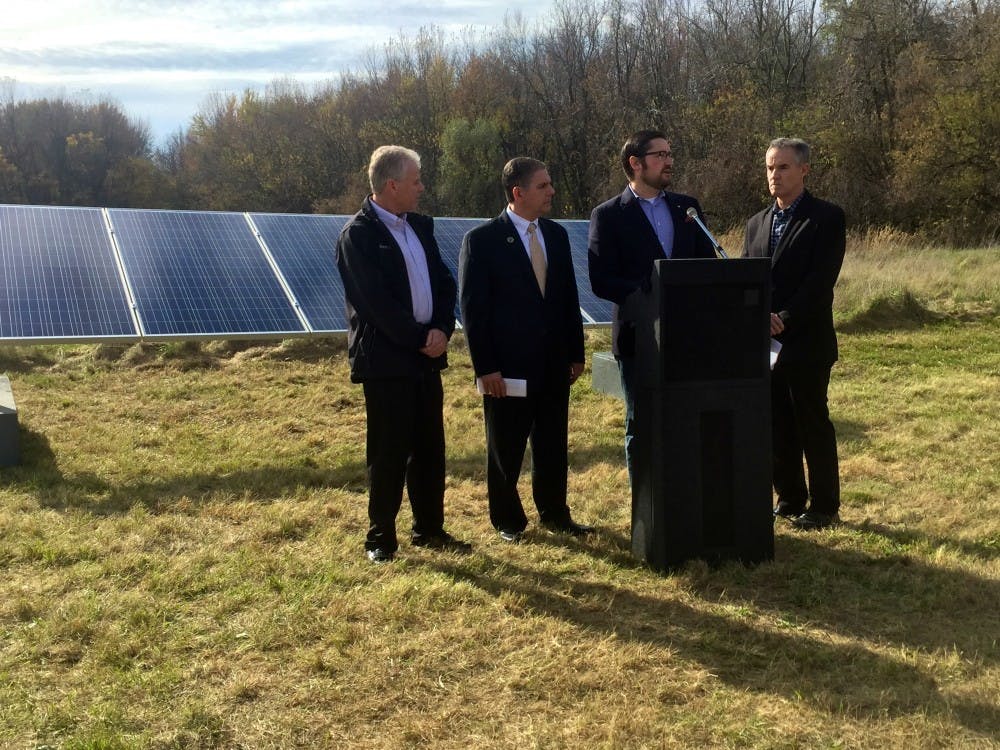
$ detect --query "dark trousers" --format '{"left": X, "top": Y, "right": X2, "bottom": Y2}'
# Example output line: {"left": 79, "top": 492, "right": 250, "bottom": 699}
{"left": 362, "top": 373, "right": 446, "bottom": 552}
{"left": 770, "top": 361, "right": 840, "bottom": 514}
{"left": 617, "top": 355, "right": 637, "bottom": 485}
{"left": 482, "top": 362, "right": 572, "bottom": 533}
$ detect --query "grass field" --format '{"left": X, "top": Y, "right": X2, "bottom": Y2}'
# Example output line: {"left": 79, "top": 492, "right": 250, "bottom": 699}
{"left": 1, "top": 238, "right": 998, "bottom": 749}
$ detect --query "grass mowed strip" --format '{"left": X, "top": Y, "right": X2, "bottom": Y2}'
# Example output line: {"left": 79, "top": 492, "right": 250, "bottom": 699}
{"left": 1, "top": 241, "right": 998, "bottom": 748}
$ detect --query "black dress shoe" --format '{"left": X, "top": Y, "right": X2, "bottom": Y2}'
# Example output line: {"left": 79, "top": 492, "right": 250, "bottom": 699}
{"left": 366, "top": 547, "right": 395, "bottom": 563}
{"left": 497, "top": 529, "right": 523, "bottom": 543}
{"left": 791, "top": 511, "right": 840, "bottom": 530}
{"left": 774, "top": 501, "right": 806, "bottom": 520}
{"left": 412, "top": 531, "right": 472, "bottom": 553}
{"left": 543, "top": 519, "right": 595, "bottom": 537}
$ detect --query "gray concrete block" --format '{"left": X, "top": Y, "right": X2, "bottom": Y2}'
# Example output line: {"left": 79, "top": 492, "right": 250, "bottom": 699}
{"left": 590, "top": 351, "right": 623, "bottom": 400}
{"left": 0, "top": 375, "right": 20, "bottom": 466}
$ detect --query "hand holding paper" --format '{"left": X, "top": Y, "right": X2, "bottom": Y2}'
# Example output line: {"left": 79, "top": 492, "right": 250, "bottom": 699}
{"left": 476, "top": 375, "right": 527, "bottom": 398}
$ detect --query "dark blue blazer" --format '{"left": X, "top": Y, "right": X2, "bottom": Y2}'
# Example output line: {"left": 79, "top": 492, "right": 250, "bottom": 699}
{"left": 588, "top": 187, "right": 716, "bottom": 356}
{"left": 743, "top": 190, "right": 846, "bottom": 365}
{"left": 459, "top": 212, "right": 585, "bottom": 391}
{"left": 336, "top": 197, "right": 457, "bottom": 382}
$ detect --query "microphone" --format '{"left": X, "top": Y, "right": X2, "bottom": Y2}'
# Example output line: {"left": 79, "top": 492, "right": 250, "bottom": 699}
{"left": 686, "top": 207, "right": 728, "bottom": 258}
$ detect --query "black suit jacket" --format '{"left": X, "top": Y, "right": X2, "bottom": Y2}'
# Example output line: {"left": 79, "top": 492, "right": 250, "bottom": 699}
{"left": 743, "top": 190, "right": 846, "bottom": 365}
{"left": 588, "top": 187, "right": 716, "bottom": 356}
{"left": 336, "top": 197, "right": 457, "bottom": 382}
{"left": 459, "top": 211, "right": 585, "bottom": 391}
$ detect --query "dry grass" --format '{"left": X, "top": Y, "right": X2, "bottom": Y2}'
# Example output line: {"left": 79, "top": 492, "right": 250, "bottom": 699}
{"left": 1, "top": 242, "right": 998, "bottom": 749}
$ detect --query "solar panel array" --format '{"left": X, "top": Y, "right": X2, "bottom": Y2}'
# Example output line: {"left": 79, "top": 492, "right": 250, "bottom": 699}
{"left": 250, "top": 213, "right": 351, "bottom": 332}
{"left": 0, "top": 204, "right": 611, "bottom": 343}
{"left": 111, "top": 209, "right": 306, "bottom": 338}
{"left": 0, "top": 205, "right": 137, "bottom": 341}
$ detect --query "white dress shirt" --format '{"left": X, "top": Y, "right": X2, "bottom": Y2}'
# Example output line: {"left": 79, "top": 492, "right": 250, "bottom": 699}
{"left": 506, "top": 207, "right": 548, "bottom": 262}
{"left": 371, "top": 199, "right": 433, "bottom": 324}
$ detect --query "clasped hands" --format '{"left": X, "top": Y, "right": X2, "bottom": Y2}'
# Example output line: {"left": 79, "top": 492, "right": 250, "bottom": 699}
{"left": 419, "top": 328, "right": 448, "bottom": 358}
{"left": 770, "top": 313, "right": 785, "bottom": 336}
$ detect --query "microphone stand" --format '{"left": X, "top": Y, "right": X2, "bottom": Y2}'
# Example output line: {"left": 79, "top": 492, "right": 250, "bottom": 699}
{"left": 686, "top": 207, "right": 729, "bottom": 259}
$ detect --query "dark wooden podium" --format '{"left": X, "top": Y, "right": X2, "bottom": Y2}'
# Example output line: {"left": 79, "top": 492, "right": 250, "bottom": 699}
{"left": 626, "top": 258, "right": 774, "bottom": 570}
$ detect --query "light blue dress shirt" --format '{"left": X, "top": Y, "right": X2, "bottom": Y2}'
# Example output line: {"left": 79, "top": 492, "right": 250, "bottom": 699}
{"left": 370, "top": 199, "right": 433, "bottom": 324}
{"left": 630, "top": 187, "right": 675, "bottom": 258}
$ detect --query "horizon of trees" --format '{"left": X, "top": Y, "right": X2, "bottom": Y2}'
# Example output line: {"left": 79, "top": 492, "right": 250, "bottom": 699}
{"left": 1, "top": 0, "right": 997, "bottom": 245}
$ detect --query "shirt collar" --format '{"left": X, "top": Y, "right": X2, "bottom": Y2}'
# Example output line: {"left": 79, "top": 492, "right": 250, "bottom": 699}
{"left": 629, "top": 185, "right": 665, "bottom": 204}
{"left": 773, "top": 191, "right": 805, "bottom": 217}
{"left": 370, "top": 197, "right": 407, "bottom": 229}
{"left": 506, "top": 206, "right": 538, "bottom": 236}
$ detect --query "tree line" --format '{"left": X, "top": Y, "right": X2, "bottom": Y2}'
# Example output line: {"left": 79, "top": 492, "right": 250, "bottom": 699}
{"left": 1, "top": 0, "right": 997, "bottom": 244}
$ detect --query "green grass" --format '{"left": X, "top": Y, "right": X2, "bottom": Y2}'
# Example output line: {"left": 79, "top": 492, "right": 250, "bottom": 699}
{"left": 1, "top": 239, "right": 998, "bottom": 748}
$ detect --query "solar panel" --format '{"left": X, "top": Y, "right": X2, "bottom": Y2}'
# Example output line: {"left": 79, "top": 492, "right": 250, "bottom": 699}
{"left": 0, "top": 205, "right": 615, "bottom": 345}
{"left": 0, "top": 205, "right": 138, "bottom": 342}
{"left": 249, "top": 213, "right": 349, "bottom": 332}
{"left": 557, "top": 219, "right": 612, "bottom": 325}
{"left": 422, "top": 217, "right": 481, "bottom": 324}
{"left": 431, "top": 217, "right": 483, "bottom": 280}
{"left": 108, "top": 208, "right": 305, "bottom": 338}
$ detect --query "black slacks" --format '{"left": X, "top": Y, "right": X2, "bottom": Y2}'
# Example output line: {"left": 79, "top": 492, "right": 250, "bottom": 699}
{"left": 770, "top": 361, "right": 840, "bottom": 515}
{"left": 362, "top": 373, "right": 446, "bottom": 552}
{"left": 482, "top": 358, "right": 572, "bottom": 533}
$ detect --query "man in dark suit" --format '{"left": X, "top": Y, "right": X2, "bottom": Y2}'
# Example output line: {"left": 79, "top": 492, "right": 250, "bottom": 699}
{"left": 743, "top": 137, "right": 846, "bottom": 530}
{"left": 459, "top": 157, "right": 591, "bottom": 542}
{"left": 336, "top": 145, "right": 471, "bottom": 562}
{"left": 588, "top": 129, "right": 716, "bottom": 480}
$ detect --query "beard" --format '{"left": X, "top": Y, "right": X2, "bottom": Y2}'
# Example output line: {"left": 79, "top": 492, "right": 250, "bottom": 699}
{"left": 640, "top": 167, "right": 671, "bottom": 192}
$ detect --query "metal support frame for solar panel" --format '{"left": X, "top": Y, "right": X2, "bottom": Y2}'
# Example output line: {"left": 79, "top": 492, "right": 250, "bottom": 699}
{"left": 0, "top": 204, "right": 140, "bottom": 345}
{"left": 107, "top": 208, "right": 308, "bottom": 342}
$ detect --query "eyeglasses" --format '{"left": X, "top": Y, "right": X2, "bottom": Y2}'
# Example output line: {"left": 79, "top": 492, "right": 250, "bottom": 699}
{"left": 642, "top": 150, "right": 672, "bottom": 160}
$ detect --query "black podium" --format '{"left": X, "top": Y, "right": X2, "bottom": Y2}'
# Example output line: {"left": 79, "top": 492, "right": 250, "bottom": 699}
{"left": 626, "top": 258, "right": 773, "bottom": 570}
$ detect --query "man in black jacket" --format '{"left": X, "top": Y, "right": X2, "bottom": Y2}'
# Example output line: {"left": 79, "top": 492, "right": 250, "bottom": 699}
{"left": 743, "top": 137, "right": 846, "bottom": 530}
{"left": 588, "top": 130, "right": 716, "bottom": 482}
{"left": 336, "top": 145, "right": 471, "bottom": 562}
{"left": 459, "top": 157, "right": 591, "bottom": 542}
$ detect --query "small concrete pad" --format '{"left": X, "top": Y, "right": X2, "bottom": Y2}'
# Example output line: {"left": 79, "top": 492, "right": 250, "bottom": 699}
{"left": 0, "top": 375, "right": 20, "bottom": 466}
{"left": 591, "top": 351, "right": 623, "bottom": 400}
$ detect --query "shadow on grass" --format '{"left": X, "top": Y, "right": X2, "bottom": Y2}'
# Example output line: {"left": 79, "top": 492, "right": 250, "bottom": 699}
{"left": 832, "top": 416, "right": 870, "bottom": 445}
{"left": 426, "top": 549, "right": 999, "bottom": 738}
{"left": 1, "top": 428, "right": 368, "bottom": 514}
{"left": 0, "top": 425, "right": 58, "bottom": 484}
{"left": 0, "top": 347, "right": 63, "bottom": 374}
{"left": 689, "top": 532, "right": 1000, "bottom": 666}
{"left": 838, "top": 290, "right": 944, "bottom": 334}
{"left": 446, "top": 439, "right": 626, "bottom": 482}
{"left": 847, "top": 519, "right": 1000, "bottom": 562}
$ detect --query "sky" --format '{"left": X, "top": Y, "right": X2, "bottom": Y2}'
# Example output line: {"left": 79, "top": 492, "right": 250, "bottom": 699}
{"left": 2, "top": 0, "right": 552, "bottom": 147}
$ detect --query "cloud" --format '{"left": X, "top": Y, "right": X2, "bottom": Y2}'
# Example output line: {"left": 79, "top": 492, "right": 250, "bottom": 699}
{"left": 1, "top": 0, "right": 548, "bottom": 144}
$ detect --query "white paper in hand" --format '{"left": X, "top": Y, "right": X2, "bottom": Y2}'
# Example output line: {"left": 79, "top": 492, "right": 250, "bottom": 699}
{"left": 476, "top": 377, "right": 527, "bottom": 397}
{"left": 769, "top": 338, "right": 782, "bottom": 370}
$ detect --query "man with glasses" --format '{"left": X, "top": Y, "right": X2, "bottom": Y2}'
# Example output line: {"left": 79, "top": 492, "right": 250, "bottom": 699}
{"left": 587, "top": 129, "right": 716, "bottom": 483}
